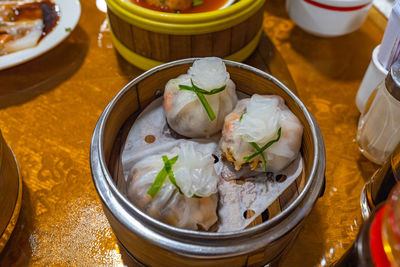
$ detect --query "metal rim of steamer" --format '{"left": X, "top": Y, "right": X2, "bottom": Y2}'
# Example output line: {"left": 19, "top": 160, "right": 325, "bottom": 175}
{"left": 90, "top": 58, "right": 326, "bottom": 258}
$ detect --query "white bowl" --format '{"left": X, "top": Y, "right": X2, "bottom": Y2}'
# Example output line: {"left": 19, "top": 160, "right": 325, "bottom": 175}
{"left": 286, "top": 0, "right": 373, "bottom": 37}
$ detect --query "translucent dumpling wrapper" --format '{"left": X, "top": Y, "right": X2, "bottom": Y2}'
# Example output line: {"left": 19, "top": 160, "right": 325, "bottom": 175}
{"left": 126, "top": 142, "right": 219, "bottom": 231}
{"left": 220, "top": 94, "right": 303, "bottom": 173}
{"left": 163, "top": 57, "right": 238, "bottom": 138}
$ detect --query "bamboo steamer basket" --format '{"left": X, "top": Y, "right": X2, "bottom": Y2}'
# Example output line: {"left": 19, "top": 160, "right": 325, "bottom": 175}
{"left": 0, "top": 131, "right": 22, "bottom": 253}
{"left": 106, "top": 0, "right": 265, "bottom": 70}
{"left": 90, "top": 59, "right": 326, "bottom": 266}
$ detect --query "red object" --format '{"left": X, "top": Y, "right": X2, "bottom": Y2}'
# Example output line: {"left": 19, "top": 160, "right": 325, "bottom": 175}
{"left": 370, "top": 206, "right": 392, "bottom": 267}
{"left": 303, "top": 0, "right": 371, "bottom": 12}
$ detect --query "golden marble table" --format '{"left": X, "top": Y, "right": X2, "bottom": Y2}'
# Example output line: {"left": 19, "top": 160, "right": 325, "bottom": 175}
{"left": 0, "top": 0, "right": 387, "bottom": 265}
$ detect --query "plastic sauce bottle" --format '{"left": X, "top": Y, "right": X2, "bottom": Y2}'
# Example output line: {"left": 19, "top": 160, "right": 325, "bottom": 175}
{"left": 357, "top": 61, "right": 400, "bottom": 165}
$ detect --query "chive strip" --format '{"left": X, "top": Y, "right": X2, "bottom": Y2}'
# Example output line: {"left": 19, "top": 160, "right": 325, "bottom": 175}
{"left": 147, "top": 155, "right": 207, "bottom": 199}
{"left": 190, "top": 81, "right": 226, "bottom": 95}
{"left": 192, "top": 0, "right": 203, "bottom": 6}
{"left": 196, "top": 91, "right": 216, "bottom": 120}
{"left": 147, "top": 155, "right": 179, "bottom": 198}
{"left": 178, "top": 79, "right": 226, "bottom": 121}
{"left": 243, "top": 127, "right": 282, "bottom": 170}
{"left": 239, "top": 112, "right": 246, "bottom": 121}
{"left": 147, "top": 168, "right": 168, "bottom": 198}
{"left": 162, "top": 156, "right": 183, "bottom": 195}
{"left": 179, "top": 85, "right": 225, "bottom": 95}
{"left": 249, "top": 142, "right": 267, "bottom": 172}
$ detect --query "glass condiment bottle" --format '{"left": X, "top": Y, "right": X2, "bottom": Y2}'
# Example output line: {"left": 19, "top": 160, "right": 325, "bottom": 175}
{"left": 334, "top": 183, "right": 400, "bottom": 267}
{"left": 357, "top": 60, "right": 400, "bottom": 165}
{"left": 361, "top": 143, "right": 400, "bottom": 220}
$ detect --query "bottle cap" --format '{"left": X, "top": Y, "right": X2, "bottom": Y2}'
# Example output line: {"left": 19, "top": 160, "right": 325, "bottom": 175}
{"left": 386, "top": 60, "right": 400, "bottom": 101}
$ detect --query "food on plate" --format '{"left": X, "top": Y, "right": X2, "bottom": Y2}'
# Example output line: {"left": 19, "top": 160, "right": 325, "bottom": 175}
{"left": 163, "top": 57, "right": 237, "bottom": 138}
{"left": 126, "top": 142, "right": 219, "bottom": 230}
{"left": 132, "top": 0, "right": 229, "bottom": 13}
{"left": 220, "top": 94, "right": 303, "bottom": 173}
{"left": 0, "top": 0, "right": 59, "bottom": 55}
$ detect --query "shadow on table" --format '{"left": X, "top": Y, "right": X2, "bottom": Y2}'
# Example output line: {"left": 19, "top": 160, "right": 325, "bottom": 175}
{"left": 264, "top": 0, "right": 290, "bottom": 19}
{"left": 0, "top": 181, "right": 35, "bottom": 266}
{"left": 0, "top": 26, "right": 89, "bottom": 109}
{"left": 115, "top": 52, "right": 144, "bottom": 81}
{"left": 280, "top": 207, "right": 327, "bottom": 266}
{"left": 287, "top": 25, "right": 375, "bottom": 82}
{"left": 245, "top": 33, "right": 297, "bottom": 94}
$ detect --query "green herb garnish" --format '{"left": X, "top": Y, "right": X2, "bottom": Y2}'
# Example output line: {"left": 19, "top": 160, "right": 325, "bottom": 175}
{"left": 179, "top": 79, "right": 226, "bottom": 121}
{"left": 248, "top": 142, "right": 267, "bottom": 172}
{"left": 243, "top": 127, "right": 282, "bottom": 171}
{"left": 159, "top": 0, "right": 165, "bottom": 3}
{"left": 146, "top": 155, "right": 206, "bottom": 199}
{"left": 162, "top": 156, "right": 183, "bottom": 195}
{"left": 147, "top": 155, "right": 179, "bottom": 198}
{"left": 65, "top": 27, "right": 72, "bottom": 32}
{"left": 239, "top": 112, "right": 246, "bottom": 121}
{"left": 192, "top": 0, "right": 203, "bottom": 6}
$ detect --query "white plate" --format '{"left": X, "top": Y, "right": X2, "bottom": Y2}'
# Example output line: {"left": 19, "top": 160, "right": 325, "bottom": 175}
{"left": 0, "top": 0, "right": 81, "bottom": 70}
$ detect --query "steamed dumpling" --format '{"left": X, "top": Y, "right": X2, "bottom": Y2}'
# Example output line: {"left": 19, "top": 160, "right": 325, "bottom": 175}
{"left": 164, "top": 57, "right": 238, "bottom": 138}
{"left": 126, "top": 142, "right": 219, "bottom": 230}
{"left": 220, "top": 94, "right": 303, "bottom": 173}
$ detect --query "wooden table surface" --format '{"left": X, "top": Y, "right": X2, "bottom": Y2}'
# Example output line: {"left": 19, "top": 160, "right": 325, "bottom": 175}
{"left": 0, "top": 0, "right": 386, "bottom": 266}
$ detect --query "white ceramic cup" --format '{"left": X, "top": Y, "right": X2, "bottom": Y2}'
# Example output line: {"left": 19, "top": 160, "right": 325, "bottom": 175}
{"left": 286, "top": 0, "right": 373, "bottom": 37}
{"left": 356, "top": 45, "right": 389, "bottom": 113}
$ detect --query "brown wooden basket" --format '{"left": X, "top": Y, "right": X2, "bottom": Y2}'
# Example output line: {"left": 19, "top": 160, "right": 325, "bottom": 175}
{"left": 91, "top": 59, "right": 325, "bottom": 266}
{"left": 105, "top": 0, "right": 266, "bottom": 70}
{"left": 106, "top": 61, "right": 315, "bottom": 227}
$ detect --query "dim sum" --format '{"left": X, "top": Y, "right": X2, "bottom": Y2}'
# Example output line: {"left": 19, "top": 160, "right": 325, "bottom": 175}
{"left": 126, "top": 142, "right": 219, "bottom": 230}
{"left": 164, "top": 57, "right": 237, "bottom": 138}
{"left": 220, "top": 94, "right": 303, "bottom": 173}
